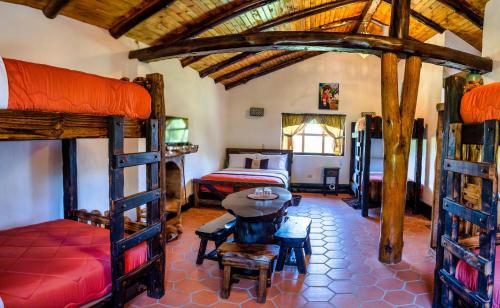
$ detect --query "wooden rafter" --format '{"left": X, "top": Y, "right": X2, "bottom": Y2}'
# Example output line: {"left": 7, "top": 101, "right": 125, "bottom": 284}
{"left": 199, "top": 52, "right": 257, "bottom": 78}
{"left": 380, "top": 0, "right": 445, "bottom": 33}
{"left": 157, "top": 0, "right": 277, "bottom": 45}
{"left": 180, "top": 0, "right": 365, "bottom": 67}
{"left": 225, "top": 52, "right": 323, "bottom": 90}
{"left": 214, "top": 52, "right": 292, "bottom": 83}
{"left": 129, "top": 31, "right": 492, "bottom": 73}
{"left": 109, "top": 0, "right": 176, "bottom": 39}
{"left": 436, "top": 0, "right": 483, "bottom": 29}
{"left": 42, "top": 0, "right": 71, "bottom": 19}
{"left": 356, "top": 0, "right": 382, "bottom": 33}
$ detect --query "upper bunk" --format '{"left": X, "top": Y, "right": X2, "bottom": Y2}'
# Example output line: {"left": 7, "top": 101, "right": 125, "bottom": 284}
{"left": 351, "top": 114, "right": 424, "bottom": 140}
{"left": 0, "top": 57, "right": 163, "bottom": 140}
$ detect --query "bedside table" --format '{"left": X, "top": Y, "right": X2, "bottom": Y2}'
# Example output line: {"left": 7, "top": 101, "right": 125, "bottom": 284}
{"left": 323, "top": 167, "right": 340, "bottom": 195}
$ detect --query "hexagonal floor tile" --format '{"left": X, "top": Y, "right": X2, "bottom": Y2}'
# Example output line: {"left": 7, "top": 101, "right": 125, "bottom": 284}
{"left": 384, "top": 290, "right": 416, "bottom": 305}
{"left": 325, "top": 259, "right": 350, "bottom": 269}
{"left": 301, "top": 287, "right": 335, "bottom": 302}
{"left": 376, "top": 277, "right": 404, "bottom": 291}
{"left": 304, "top": 274, "right": 333, "bottom": 287}
{"left": 191, "top": 290, "right": 219, "bottom": 306}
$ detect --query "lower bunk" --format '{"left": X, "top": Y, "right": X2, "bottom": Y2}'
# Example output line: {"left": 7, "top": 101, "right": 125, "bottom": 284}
{"left": 0, "top": 216, "right": 146, "bottom": 308}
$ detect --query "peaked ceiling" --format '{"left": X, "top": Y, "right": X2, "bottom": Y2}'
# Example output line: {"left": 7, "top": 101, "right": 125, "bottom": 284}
{"left": 3, "top": 0, "right": 487, "bottom": 89}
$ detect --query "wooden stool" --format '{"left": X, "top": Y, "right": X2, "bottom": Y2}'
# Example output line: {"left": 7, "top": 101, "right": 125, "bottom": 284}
{"left": 274, "top": 216, "right": 312, "bottom": 274}
{"left": 217, "top": 242, "right": 279, "bottom": 304}
{"left": 195, "top": 213, "right": 236, "bottom": 266}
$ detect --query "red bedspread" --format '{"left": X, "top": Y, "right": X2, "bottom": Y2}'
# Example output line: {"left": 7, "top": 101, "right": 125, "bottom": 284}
{"left": 0, "top": 58, "right": 151, "bottom": 119}
{"left": 201, "top": 168, "right": 289, "bottom": 193}
{"left": 461, "top": 83, "right": 500, "bottom": 124}
{"left": 0, "top": 219, "right": 146, "bottom": 308}
{"left": 455, "top": 246, "right": 500, "bottom": 308}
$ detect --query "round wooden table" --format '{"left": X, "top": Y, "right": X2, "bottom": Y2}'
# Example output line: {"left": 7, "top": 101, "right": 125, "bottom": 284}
{"left": 222, "top": 187, "right": 292, "bottom": 244}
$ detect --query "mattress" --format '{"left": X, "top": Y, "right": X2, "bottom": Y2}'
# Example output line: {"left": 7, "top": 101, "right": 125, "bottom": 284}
{"left": 461, "top": 83, "right": 500, "bottom": 123}
{"left": 0, "top": 57, "right": 151, "bottom": 119}
{"left": 201, "top": 168, "right": 289, "bottom": 193}
{"left": 455, "top": 246, "right": 500, "bottom": 308}
{"left": 0, "top": 219, "right": 147, "bottom": 308}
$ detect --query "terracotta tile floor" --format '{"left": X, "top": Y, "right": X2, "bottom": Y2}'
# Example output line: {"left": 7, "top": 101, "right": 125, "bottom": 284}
{"left": 128, "top": 193, "right": 435, "bottom": 307}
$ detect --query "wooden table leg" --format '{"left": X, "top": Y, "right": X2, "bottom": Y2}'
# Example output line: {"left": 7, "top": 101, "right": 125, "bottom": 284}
{"left": 257, "top": 267, "right": 268, "bottom": 303}
{"left": 221, "top": 265, "right": 232, "bottom": 299}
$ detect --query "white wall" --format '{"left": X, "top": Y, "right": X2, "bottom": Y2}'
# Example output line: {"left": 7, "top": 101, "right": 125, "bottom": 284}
{"left": 0, "top": 2, "right": 227, "bottom": 229}
{"left": 483, "top": 0, "right": 500, "bottom": 83}
{"left": 226, "top": 52, "right": 383, "bottom": 184}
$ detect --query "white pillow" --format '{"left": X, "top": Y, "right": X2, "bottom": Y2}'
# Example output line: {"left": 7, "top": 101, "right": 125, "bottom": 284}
{"left": 257, "top": 154, "right": 288, "bottom": 170}
{"left": 228, "top": 153, "right": 257, "bottom": 168}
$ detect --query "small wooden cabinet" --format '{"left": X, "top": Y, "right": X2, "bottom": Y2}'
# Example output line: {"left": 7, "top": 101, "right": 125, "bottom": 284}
{"left": 323, "top": 167, "right": 340, "bottom": 195}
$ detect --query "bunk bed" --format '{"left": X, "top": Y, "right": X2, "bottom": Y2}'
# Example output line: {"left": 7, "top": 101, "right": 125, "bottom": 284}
{"left": 193, "top": 148, "right": 293, "bottom": 207}
{"left": 434, "top": 77, "right": 500, "bottom": 307}
{"left": 350, "top": 114, "right": 424, "bottom": 217}
{"left": 0, "top": 58, "right": 166, "bottom": 307}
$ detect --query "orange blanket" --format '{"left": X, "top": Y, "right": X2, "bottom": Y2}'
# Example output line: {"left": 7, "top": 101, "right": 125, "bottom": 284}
{"left": 0, "top": 58, "right": 151, "bottom": 119}
{"left": 201, "top": 169, "right": 288, "bottom": 193}
{"left": 461, "top": 83, "right": 500, "bottom": 123}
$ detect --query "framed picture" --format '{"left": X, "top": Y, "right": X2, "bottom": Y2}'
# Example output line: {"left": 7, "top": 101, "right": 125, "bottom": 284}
{"left": 319, "top": 83, "right": 339, "bottom": 110}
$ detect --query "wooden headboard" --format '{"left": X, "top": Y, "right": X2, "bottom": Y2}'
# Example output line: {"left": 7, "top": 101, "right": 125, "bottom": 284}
{"left": 224, "top": 148, "right": 294, "bottom": 176}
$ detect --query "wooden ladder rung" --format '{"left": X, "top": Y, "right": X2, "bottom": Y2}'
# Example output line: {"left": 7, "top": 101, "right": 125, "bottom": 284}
{"left": 113, "top": 188, "right": 161, "bottom": 214}
{"left": 114, "top": 222, "right": 162, "bottom": 255}
{"left": 443, "top": 198, "right": 494, "bottom": 230}
{"left": 441, "top": 235, "right": 492, "bottom": 275}
{"left": 438, "top": 269, "right": 489, "bottom": 307}
{"left": 113, "top": 151, "right": 161, "bottom": 168}
{"left": 444, "top": 159, "right": 496, "bottom": 180}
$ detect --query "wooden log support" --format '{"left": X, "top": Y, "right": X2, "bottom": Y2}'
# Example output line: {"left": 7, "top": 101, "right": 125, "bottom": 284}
{"left": 62, "top": 139, "right": 77, "bottom": 219}
{"left": 42, "top": 0, "right": 71, "bottom": 19}
{"left": 109, "top": 0, "right": 176, "bottom": 39}
{"left": 379, "top": 52, "right": 422, "bottom": 263}
{"left": 128, "top": 32, "right": 492, "bottom": 74}
{"left": 199, "top": 52, "right": 257, "bottom": 78}
{"left": 356, "top": 0, "right": 382, "bottom": 33}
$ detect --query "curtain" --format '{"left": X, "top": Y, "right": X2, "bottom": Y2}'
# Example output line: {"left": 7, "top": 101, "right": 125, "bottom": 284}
{"left": 316, "top": 114, "right": 346, "bottom": 155}
{"left": 282, "top": 114, "right": 307, "bottom": 150}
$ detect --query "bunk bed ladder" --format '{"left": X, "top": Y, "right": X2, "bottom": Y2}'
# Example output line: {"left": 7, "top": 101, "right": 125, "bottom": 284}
{"left": 436, "top": 120, "right": 499, "bottom": 307}
{"left": 360, "top": 114, "right": 372, "bottom": 217}
{"left": 109, "top": 116, "right": 165, "bottom": 307}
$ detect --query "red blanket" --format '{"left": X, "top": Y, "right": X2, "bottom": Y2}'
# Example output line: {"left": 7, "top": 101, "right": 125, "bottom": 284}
{"left": 0, "top": 219, "right": 146, "bottom": 308}
{"left": 0, "top": 58, "right": 151, "bottom": 119}
{"left": 461, "top": 83, "right": 500, "bottom": 123}
{"left": 201, "top": 169, "right": 288, "bottom": 193}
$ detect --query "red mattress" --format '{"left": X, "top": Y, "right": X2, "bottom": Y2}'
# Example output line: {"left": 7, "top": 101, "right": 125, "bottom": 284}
{"left": 201, "top": 168, "right": 289, "bottom": 193}
{"left": 0, "top": 57, "right": 151, "bottom": 119}
{"left": 461, "top": 83, "right": 500, "bottom": 124}
{"left": 455, "top": 246, "right": 500, "bottom": 308}
{"left": 0, "top": 219, "right": 147, "bottom": 308}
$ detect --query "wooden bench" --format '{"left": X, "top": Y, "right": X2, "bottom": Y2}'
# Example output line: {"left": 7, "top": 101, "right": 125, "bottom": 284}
{"left": 217, "top": 242, "right": 279, "bottom": 304}
{"left": 195, "top": 213, "right": 236, "bottom": 266}
{"left": 274, "top": 216, "right": 312, "bottom": 274}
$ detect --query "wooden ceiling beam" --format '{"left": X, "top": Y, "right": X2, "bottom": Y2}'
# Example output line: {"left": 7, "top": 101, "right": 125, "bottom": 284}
{"left": 109, "top": 0, "right": 176, "bottom": 39}
{"left": 356, "top": 0, "right": 382, "bottom": 33}
{"left": 158, "top": 0, "right": 276, "bottom": 44}
{"left": 179, "top": 0, "right": 365, "bottom": 67}
{"left": 129, "top": 31, "right": 492, "bottom": 73}
{"left": 225, "top": 52, "right": 323, "bottom": 90}
{"left": 214, "top": 52, "right": 292, "bottom": 83}
{"left": 436, "top": 0, "right": 483, "bottom": 29}
{"left": 43, "top": 0, "right": 71, "bottom": 19}
{"left": 380, "top": 0, "right": 445, "bottom": 33}
{"left": 200, "top": 16, "right": 360, "bottom": 78}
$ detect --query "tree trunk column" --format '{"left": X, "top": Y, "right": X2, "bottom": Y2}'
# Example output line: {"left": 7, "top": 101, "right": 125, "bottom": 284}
{"left": 379, "top": 52, "right": 422, "bottom": 263}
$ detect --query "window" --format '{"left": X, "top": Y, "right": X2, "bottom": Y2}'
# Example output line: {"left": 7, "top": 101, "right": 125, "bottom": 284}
{"left": 282, "top": 113, "right": 345, "bottom": 156}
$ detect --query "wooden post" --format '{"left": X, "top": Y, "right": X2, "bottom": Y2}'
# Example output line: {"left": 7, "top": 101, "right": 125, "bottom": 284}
{"left": 62, "top": 139, "right": 78, "bottom": 219}
{"left": 361, "top": 115, "right": 372, "bottom": 217}
{"left": 379, "top": 52, "right": 422, "bottom": 263}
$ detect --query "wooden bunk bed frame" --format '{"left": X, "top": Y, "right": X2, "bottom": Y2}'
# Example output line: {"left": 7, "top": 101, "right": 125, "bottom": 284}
{"left": 193, "top": 148, "right": 293, "bottom": 207}
{"left": 0, "top": 73, "right": 167, "bottom": 307}
{"left": 434, "top": 75, "right": 499, "bottom": 307}
{"left": 350, "top": 114, "right": 425, "bottom": 217}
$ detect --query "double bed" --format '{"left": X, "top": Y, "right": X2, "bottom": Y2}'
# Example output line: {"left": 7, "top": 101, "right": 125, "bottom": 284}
{"left": 193, "top": 148, "right": 293, "bottom": 207}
